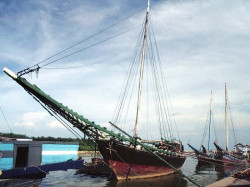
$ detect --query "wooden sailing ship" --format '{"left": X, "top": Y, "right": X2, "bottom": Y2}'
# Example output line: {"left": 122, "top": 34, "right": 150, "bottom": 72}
{"left": 214, "top": 84, "right": 247, "bottom": 165}
{"left": 188, "top": 143, "right": 224, "bottom": 165}
{"left": 3, "top": 0, "right": 188, "bottom": 181}
{"left": 188, "top": 91, "right": 225, "bottom": 165}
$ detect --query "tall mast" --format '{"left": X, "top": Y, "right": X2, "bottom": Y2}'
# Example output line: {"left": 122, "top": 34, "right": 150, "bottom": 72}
{"left": 225, "top": 83, "right": 228, "bottom": 151}
{"left": 134, "top": 0, "right": 150, "bottom": 137}
{"left": 208, "top": 90, "right": 212, "bottom": 152}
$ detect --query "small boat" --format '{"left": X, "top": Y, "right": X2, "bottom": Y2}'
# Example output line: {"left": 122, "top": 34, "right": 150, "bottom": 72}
{"left": 76, "top": 158, "right": 113, "bottom": 177}
{"left": 0, "top": 159, "right": 84, "bottom": 179}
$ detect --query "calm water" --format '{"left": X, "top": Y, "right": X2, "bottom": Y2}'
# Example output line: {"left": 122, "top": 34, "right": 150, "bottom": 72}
{"left": 4, "top": 154, "right": 246, "bottom": 187}
{"left": 38, "top": 154, "right": 247, "bottom": 187}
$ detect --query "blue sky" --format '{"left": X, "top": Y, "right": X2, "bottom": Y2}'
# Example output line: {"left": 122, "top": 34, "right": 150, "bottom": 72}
{"left": 1, "top": 0, "right": 250, "bottom": 150}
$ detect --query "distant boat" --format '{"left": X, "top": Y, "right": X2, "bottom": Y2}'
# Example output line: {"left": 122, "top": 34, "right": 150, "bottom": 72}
{"left": 189, "top": 86, "right": 247, "bottom": 165}
{"left": 214, "top": 83, "right": 247, "bottom": 165}
{"left": 188, "top": 91, "right": 224, "bottom": 165}
{"left": 214, "top": 142, "right": 246, "bottom": 165}
{"left": 188, "top": 143, "right": 224, "bottom": 165}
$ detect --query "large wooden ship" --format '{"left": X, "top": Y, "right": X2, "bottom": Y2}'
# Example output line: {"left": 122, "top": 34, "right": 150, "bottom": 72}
{"left": 3, "top": 0, "right": 189, "bottom": 182}
{"left": 3, "top": 67, "right": 187, "bottom": 179}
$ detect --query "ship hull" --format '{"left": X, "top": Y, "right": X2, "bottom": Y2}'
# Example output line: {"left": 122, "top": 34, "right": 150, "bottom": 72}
{"left": 197, "top": 155, "right": 246, "bottom": 166}
{"left": 222, "top": 154, "right": 246, "bottom": 165}
{"left": 96, "top": 139, "right": 186, "bottom": 180}
{"left": 197, "top": 155, "right": 224, "bottom": 165}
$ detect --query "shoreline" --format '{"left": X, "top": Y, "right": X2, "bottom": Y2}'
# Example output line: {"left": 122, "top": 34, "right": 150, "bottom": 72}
{"left": 78, "top": 151, "right": 101, "bottom": 155}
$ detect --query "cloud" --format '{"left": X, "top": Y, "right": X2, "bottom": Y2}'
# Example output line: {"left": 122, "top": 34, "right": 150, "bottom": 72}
{"left": 0, "top": 0, "right": 250, "bottom": 150}
{"left": 47, "top": 120, "right": 65, "bottom": 129}
{"left": 14, "top": 111, "right": 49, "bottom": 127}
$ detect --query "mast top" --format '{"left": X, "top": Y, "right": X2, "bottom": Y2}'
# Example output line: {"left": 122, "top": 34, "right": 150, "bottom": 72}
{"left": 147, "top": 0, "right": 150, "bottom": 13}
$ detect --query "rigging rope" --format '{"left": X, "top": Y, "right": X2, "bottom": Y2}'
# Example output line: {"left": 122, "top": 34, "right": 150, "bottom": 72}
{"left": 43, "top": 53, "right": 119, "bottom": 69}
{"left": 200, "top": 100, "right": 211, "bottom": 149}
{"left": 228, "top": 100, "right": 238, "bottom": 146}
{"left": 17, "top": 7, "right": 146, "bottom": 76}
{"left": 148, "top": 24, "right": 175, "bottom": 140}
{"left": 27, "top": 90, "right": 102, "bottom": 154}
{"left": 27, "top": 90, "right": 83, "bottom": 140}
{"left": 39, "top": 25, "right": 142, "bottom": 69}
{"left": 0, "top": 106, "right": 13, "bottom": 134}
{"left": 149, "top": 20, "right": 179, "bottom": 140}
{"left": 111, "top": 16, "right": 146, "bottom": 131}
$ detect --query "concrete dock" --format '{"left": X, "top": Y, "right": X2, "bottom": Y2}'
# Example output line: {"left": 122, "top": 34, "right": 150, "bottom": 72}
{"left": 208, "top": 168, "right": 250, "bottom": 186}
{"left": 207, "top": 176, "right": 250, "bottom": 186}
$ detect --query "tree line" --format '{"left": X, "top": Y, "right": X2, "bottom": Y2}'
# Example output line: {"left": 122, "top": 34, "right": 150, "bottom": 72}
{"left": 0, "top": 132, "right": 96, "bottom": 151}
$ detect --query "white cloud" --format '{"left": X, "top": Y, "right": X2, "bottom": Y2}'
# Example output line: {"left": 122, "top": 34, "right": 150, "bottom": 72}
{"left": 15, "top": 121, "right": 35, "bottom": 127}
{"left": 14, "top": 111, "right": 49, "bottom": 127}
{"left": 0, "top": 0, "right": 250, "bottom": 149}
{"left": 47, "top": 120, "right": 65, "bottom": 129}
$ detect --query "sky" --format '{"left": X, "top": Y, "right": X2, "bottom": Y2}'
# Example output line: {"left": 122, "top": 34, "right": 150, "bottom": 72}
{"left": 0, "top": 0, "right": 250, "bottom": 150}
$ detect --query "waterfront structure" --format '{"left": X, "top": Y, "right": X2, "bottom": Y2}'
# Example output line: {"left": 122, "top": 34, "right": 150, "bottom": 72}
{"left": 0, "top": 138, "right": 79, "bottom": 170}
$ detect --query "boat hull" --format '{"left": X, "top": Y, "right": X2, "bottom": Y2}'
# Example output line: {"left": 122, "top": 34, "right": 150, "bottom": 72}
{"left": 222, "top": 154, "right": 246, "bottom": 165}
{"left": 196, "top": 155, "right": 246, "bottom": 166}
{"left": 197, "top": 155, "right": 224, "bottom": 165}
{"left": 96, "top": 139, "right": 186, "bottom": 180}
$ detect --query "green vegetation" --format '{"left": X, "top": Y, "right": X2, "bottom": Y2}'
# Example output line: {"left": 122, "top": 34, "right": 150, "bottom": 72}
{"left": 0, "top": 132, "right": 97, "bottom": 151}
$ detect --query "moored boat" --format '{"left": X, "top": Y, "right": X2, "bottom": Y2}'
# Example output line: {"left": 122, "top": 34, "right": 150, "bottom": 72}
{"left": 97, "top": 139, "right": 186, "bottom": 180}
{"left": 188, "top": 143, "right": 224, "bottom": 165}
{"left": 214, "top": 142, "right": 246, "bottom": 165}
{"left": 188, "top": 91, "right": 224, "bottom": 165}
{"left": 213, "top": 84, "right": 247, "bottom": 165}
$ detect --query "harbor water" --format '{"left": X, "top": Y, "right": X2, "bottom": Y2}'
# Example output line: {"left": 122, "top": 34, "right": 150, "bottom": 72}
{"left": 36, "top": 153, "right": 245, "bottom": 187}
{"left": 2, "top": 153, "right": 245, "bottom": 187}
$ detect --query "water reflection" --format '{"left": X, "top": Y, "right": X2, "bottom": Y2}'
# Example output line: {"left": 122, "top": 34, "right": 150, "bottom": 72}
{"left": 36, "top": 155, "right": 248, "bottom": 187}
{"left": 0, "top": 179, "right": 42, "bottom": 187}
{"left": 106, "top": 174, "right": 187, "bottom": 187}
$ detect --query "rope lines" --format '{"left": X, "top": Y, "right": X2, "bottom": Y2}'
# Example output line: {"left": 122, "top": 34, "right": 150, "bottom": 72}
{"left": 200, "top": 90, "right": 239, "bottom": 150}
{"left": 26, "top": 89, "right": 99, "bottom": 153}
{"left": 43, "top": 53, "right": 119, "bottom": 69}
{"left": 111, "top": 16, "right": 145, "bottom": 130}
{"left": 0, "top": 106, "right": 13, "bottom": 134}
{"left": 228, "top": 100, "right": 238, "bottom": 146}
{"left": 110, "top": 13, "right": 180, "bottom": 143}
{"left": 39, "top": 25, "right": 142, "bottom": 69}
{"left": 17, "top": 7, "right": 146, "bottom": 76}
{"left": 200, "top": 93, "right": 221, "bottom": 151}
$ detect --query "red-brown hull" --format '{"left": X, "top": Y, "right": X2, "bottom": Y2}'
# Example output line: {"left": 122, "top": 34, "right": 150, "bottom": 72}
{"left": 109, "top": 160, "right": 182, "bottom": 180}
{"left": 96, "top": 139, "right": 186, "bottom": 180}
{"left": 197, "top": 155, "right": 224, "bottom": 165}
